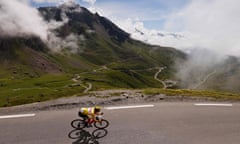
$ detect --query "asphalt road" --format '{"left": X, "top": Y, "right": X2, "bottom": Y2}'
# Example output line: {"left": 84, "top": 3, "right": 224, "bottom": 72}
{"left": 0, "top": 102, "right": 240, "bottom": 144}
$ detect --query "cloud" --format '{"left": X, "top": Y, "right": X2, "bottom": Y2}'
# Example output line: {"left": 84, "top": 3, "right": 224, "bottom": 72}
{"left": 0, "top": 0, "right": 48, "bottom": 40}
{"left": 175, "top": 48, "right": 224, "bottom": 89}
{"left": 0, "top": 0, "right": 85, "bottom": 54}
{"left": 164, "top": 0, "right": 240, "bottom": 56}
{"left": 109, "top": 18, "right": 191, "bottom": 50}
{"left": 46, "top": 4, "right": 86, "bottom": 53}
{"left": 162, "top": 0, "right": 240, "bottom": 89}
{"left": 47, "top": 33, "right": 85, "bottom": 53}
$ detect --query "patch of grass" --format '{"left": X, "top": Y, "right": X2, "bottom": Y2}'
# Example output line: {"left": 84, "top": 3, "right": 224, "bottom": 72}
{"left": 0, "top": 74, "right": 85, "bottom": 107}
{"left": 143, "top": 88, "right": 240, "bottom": 100}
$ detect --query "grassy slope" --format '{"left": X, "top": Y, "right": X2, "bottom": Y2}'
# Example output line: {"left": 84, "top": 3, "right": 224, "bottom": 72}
{"left": 144, "top": 88, "right": 240, "bottom": 101}
{"left": 0, "top": 74, "right": 85, "bottom": 107}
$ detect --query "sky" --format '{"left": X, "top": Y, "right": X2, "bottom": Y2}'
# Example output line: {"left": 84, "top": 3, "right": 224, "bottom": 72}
{"left": 1, "top": 0, "right": 240, "bottom": 57}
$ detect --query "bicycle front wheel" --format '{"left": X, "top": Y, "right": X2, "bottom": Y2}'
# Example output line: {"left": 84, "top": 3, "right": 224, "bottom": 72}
{"left": 71, "top": 119, "right": 86, "bottom": 129}
{"left": 94, "top": 119, "right": 109, "bottom": 129}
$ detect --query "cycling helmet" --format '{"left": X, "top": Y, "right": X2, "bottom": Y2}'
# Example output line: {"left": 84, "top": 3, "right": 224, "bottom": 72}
{"left": 94, "top": 106, "right": 101, "bottom": 112}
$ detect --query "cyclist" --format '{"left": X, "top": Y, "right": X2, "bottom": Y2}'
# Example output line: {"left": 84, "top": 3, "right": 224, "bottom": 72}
{"left": 78, "top": 106, "right": 102, "bottom": 127}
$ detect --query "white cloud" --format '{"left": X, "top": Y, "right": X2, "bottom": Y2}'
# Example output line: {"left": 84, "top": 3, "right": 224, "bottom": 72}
{"left": 110, "top": 18, "right": 192, "bottom": 50}
{"left": 164, "top": 0, "right": 240, "bottom": 56}
{"left": 161, "top": 0, "right": 240, "bottom": 89}
{"left": 0, "top": 0, "right": 48, "bottom": 40}
{"left": 47, "top": 33, "right": 85, "bottom": 53}
{"left": 0, "top": 0, "right": 84, "bottom": 53}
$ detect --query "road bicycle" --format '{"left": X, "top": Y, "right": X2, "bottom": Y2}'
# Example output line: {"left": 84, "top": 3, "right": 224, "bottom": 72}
{"left": 71, "top": 114, "right": 109, "bottom": 129}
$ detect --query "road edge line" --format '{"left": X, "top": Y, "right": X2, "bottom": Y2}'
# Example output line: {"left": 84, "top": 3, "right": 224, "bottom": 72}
{"left": 104, "top": 104, "right": 154, "bottom": 110}
{"left": 194, "top": 103, "right": 233, "bottom": 107}
{"left": 0, "top": 113, "right": 36, "bottom": 119}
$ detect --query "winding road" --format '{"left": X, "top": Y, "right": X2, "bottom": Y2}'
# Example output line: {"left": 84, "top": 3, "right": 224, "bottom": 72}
{"left": 154, "top": 67, "right": 167, "bottom": 89}
{"left": 192, "top": 70, "right": 217, "bottom": 89}
{"left": 72, "top": 75, "right": 92, "bottom": 93}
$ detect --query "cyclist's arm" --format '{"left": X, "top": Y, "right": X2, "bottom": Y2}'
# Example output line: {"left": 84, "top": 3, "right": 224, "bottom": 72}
{"left": 92, "top": 114, "right": 98, "bottom": 121}
{"left": 87, "top": 113, "right": 94, "bottom": 119}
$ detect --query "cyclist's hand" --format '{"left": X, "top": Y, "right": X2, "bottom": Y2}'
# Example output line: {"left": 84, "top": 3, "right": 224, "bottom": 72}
{"left": 96, "top": 116, "right": 100, "bottom": 121}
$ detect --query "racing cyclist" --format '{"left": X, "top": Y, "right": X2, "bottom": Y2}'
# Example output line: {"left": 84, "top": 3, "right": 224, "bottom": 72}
{"left": 78, "top": 106, "right": 102, "bottom": 127}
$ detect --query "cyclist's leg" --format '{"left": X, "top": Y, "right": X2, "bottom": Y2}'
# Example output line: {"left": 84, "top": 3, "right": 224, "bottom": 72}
{"left": 79, "top": 112, "right": 88, "bottom": 123}
{"left": 86, "top": 115, "right": 94, "bottom": 127}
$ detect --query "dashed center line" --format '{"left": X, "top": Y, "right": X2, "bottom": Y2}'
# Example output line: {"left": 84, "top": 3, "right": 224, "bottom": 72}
{"left": 0, "top": 113, "right": 36, "bottom": 119}
{"left": 105, "top": 104, "right": 154, "bottom": 110}
{"left": 194, "top": 103, "right": 233, "bottom": 107}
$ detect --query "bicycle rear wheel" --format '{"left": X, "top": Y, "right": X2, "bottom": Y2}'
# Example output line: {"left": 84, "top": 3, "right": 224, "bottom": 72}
{"left": 94, "top": 119, "right": 109, "bottom": 129}
{"left": 71, "top": 119, "right": 86, "bottom": 129}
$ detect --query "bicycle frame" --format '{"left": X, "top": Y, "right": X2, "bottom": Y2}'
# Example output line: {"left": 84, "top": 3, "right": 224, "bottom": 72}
{"left": 87, "top": 115, "right": 103, "bottom": 124}
{"left": 71, "top": 113, "right": 109, "bottom": 129}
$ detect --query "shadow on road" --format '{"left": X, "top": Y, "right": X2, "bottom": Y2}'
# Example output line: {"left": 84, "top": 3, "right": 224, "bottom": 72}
{"left": 68, "top": 128, "right": 108, "bottom": 144}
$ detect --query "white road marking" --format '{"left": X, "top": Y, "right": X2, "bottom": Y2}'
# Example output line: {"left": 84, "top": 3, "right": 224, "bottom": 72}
{"left": 105, "top": 104, "right": 154, "bottom": 110}
{"left": 194, "top": 103, "right": 233, "bottom": 107}
{"left": 0, "top": 113, "right": 36, "bottom": 119}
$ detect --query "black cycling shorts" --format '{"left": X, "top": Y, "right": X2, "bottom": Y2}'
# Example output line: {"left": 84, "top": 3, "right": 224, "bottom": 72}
{"left": 78, "top": 112, "right": 88, "bottom": 119}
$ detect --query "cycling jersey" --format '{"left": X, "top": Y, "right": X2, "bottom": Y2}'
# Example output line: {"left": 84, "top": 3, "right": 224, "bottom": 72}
{"left": 80, "top": 107, "right": 95, "bottom": 116}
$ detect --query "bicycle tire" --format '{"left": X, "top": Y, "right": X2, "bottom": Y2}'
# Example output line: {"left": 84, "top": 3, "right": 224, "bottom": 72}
{"left": 71, "top": 119, "right": 86, "bottom": 129}
{"left": 92, "top": 129, "right": 108, "bottom": 139}
{"left": 94, "top": 119, "right": 109, "bottom": 129}
{"left": 68, "top": 129, "right": 84, "bottom": 139}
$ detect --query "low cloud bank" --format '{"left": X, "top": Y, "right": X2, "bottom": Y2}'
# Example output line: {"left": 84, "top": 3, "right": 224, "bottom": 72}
{"left": 0, "top": 0, "right": 85, "bottom": 53}
{"left": 164, "top": 0, "right": 240, "bottom": 56}
{"left": 164, "top": 0, "right": 240, "bottom": 89}
{"left": 0, "top": 0, "right": 48, "bottom": 40}
{"left": 175, "top": 48, "right": 225, "bottom": 89}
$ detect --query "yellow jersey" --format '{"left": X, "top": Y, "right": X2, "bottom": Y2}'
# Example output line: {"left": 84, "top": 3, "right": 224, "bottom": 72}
{"left": 80, "top": 107, "right": 95, "bottom": 116}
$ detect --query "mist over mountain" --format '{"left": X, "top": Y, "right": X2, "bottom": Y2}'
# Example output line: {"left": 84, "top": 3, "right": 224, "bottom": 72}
{"left": 116, "top": 18, "right": 240, "bottom": 92}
